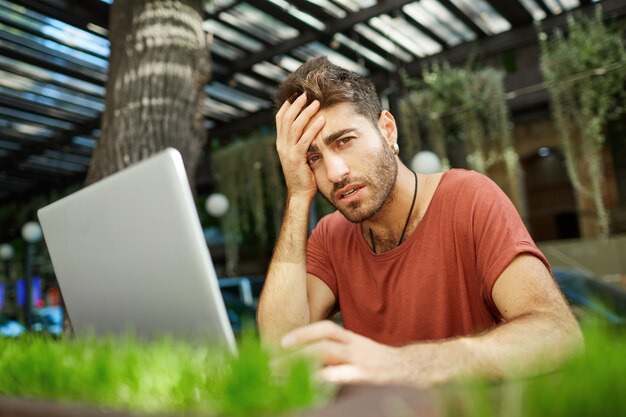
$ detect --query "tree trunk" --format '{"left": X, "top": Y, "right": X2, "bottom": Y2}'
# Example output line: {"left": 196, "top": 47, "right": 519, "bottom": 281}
{"left": 65, "top": 0, "right": 210, "bottom": 335}
{"left": 86, "top": 0, "right": 210, "bottom": 186}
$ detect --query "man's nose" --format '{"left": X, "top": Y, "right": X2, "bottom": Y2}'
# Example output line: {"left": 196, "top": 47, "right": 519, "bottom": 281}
{"left": 325, "top": 153, "right": 349, "bottom": 184}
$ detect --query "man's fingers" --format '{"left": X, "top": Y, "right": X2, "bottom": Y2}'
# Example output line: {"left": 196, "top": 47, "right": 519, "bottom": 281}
{"left": 299, "top": 340, "right": 350, "bottom": 366}
{"left": 282, "top": 320, "right": 351, "bottom": 349}
{"left": 298, "top": 115, "right": 325, "bottom": 151}
{"left": 317, "top": 364, "right": 367, "bottom": 385}
{"left": 277, "top": 93, "right": 309, "bottom": 133}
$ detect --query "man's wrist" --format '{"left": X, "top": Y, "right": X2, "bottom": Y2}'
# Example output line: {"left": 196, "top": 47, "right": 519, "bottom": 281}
{"left": 286, "top": 192, "right": 315, "bottom": 208}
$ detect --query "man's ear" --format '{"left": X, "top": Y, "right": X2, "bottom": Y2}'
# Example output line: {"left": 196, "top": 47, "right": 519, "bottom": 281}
{"left": 378, "top": 110, "right": 398, "bottom": 148}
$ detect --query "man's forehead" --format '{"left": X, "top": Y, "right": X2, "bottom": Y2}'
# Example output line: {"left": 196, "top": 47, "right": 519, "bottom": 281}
{"left": 307, "top": 127, "right": 360, "bottom": 153}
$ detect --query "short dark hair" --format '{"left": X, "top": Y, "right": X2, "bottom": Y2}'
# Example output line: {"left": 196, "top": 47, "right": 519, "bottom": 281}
{"left": 274, "top": 56, "right": 382, "bottom": 125}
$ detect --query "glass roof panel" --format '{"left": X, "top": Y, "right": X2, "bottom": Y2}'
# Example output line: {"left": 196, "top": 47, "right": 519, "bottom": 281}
{"left": 0, "top": 106, "right": 75, "bottom": 130}
{"left": 274, "top": 55, "right": 304, "bottom": 73}
{"left": 210, "top": 38, "right": 246, "bottom": 60}
{"left": 543, "top": 0, "right": 580, "bottom": 14}
{"left": 0, "top": 0, "right": 110, "bottom": 56}
{"left": 24, "top": 155, "right": 85, "bottom": 173}
{"left": 0, "top": 69, "right": 104, "bottom": 112}
{"left": 517, "top": 0, "right": 548, "bottom": 21}
{"left": 332, "top": 33, "right": 396, "bottom": 71}
{"left": 369, "top": 16, "right": 424, "bottom": 57}
{"left": 0, "top": 34, "right": 106, "bottom": 81}
{"left": 252, "top": 60, "right": 290, "bottom": 82}
{"left": 206, "top": 82, "right": 272, "bottom": 112}
{"left": 203, "top": 19, "right": 263, "bottom": 52}
{"left": 354, "top": 0, "right": 376, "bottom": 8}
{"left": 231, "top": 3, "right": 299, "bottom": 42}
{"left": 0, "top": 118, "right": 55, "bottom": 137}
{"left": 0, "top": 85, "right": 100, "bottom": 119}
{"left": 0, "top": 23, "right": 108, "bottom": 73}
{"left": 305, "top": 0, "right": 347, "bottom": 18}
{"left": 330, "top": 0, "right": 360, "bottom": 13}
{"left": 292, "top": 42, "right": 368, "bottom": 75}
{"left": 265, "top": 0, "right": 326, "bottom": 31}
{"left": 380, "top": 14, "right": 442, "bottom": 56}
{"left": 403, "top": 1, "right": 463, "bottom": 46}
{"left": 419, "top": 0, "right": 475, "bottom": 42}
{"left": 72, "top": 135, "right": 97, "bottom": 149}
{"left": 354, "top": 23, "right": 413, "bottom": 62}
{"left": 203, "top": 97, "right": 248, "bottom": 121}
{"left": 560, "top": 0, "right": 581, "bottom": 10}
{"left": 0, "top": 56, "right": 105, "bottom": 96}
{"left": 219, "top": 10, "right": 279, "bottom": 44}
{"left": 43, "top": 149, "right": 91, "bottom": 166}
{"left": 0, "top": 139, "right": 22, "bottom": 150}
{"left": 205, "top": 0, "right": 236, "bottom": 14}
{"left": 448, "top": 0, "right": 511, "bottom": 35}
{"left": 232, "top": 73, "right": 276, "bottom": 96}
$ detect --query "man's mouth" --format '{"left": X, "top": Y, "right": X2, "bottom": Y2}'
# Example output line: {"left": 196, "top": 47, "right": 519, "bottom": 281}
{"left": 336, "top": 185, "right": 364, "bottom": 200}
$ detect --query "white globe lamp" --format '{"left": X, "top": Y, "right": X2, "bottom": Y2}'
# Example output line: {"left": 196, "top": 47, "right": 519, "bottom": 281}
{"left": 21, "top": 221, "right": 42, "bottom": 331}
{"left": 0, "top": 243, "right": 14, "bottom": 261}
{"left": 411, "top": 151, "right": 442, "bottom": 174}
{"left": 205, "top": 193, "right": 229, "bottom": 217}
{"left": 21, "top": 222, "right": 42, "bottom": 243}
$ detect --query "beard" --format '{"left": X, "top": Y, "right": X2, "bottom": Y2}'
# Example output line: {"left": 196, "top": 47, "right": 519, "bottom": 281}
{"left": 319, "top": 137, "right": 398, "bottom": 223}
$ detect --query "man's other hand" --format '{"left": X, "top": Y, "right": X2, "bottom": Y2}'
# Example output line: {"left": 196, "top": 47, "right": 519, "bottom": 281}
{"left": 281, "top": 320, "right": 407, "bottom": 386}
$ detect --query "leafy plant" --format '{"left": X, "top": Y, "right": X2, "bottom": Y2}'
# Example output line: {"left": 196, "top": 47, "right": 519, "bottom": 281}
{"left": 440, "top": 322, "right": 626, "bottom": 417}
{"left": 539, "top": 7, "right": 626, "bottom": 237}
{"left": 211, "top": 133, "right": 286, "bottom": 275}
{"left": 400, "top": 64, "right": 524, "bottom": 216}
{"left": 0, "top": 333, "right": 330, "bottom": 416}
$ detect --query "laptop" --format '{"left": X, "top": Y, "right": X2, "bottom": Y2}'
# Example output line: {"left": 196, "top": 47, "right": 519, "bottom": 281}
{"left": 38, "top": 148, "right": 237, "bottom": 353}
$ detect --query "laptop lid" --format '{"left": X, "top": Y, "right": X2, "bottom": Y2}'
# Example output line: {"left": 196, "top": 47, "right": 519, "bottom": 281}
{"left": 38, "top": 148, "right": 237, "bottom": 353}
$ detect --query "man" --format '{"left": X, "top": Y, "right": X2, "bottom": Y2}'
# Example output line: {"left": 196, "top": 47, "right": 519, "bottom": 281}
{"left": 257, "top": 56, "right": 582, "bottom": 387}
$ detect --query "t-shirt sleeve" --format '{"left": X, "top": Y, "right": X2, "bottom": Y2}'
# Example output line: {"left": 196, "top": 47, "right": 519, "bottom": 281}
{"left": 306, "top": 215, "right": 339, "bottom": 298}
{"left": 469, "top": 173, "right": 550, "bottom": 318}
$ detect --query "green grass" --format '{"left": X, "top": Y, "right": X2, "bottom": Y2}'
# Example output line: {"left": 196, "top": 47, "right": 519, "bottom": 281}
{"left": 0, "top": 332, "right": 332, "bottom": 416}
{"left": 1, "top": 323, "right": 625, "bottom": 417}
{"left": 440, "top": 322, "right": 626, "bottom": 417}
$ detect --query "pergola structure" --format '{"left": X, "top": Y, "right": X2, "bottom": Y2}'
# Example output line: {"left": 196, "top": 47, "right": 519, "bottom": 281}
{"left": 0, "top": 0, "right": 624, "bottom": 207}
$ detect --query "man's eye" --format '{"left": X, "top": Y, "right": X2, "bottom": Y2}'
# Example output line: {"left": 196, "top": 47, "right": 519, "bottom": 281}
{"left": 307, "top": 155, "right": 320, "bottom": 166}
{"left": 338, "top": 137, "right": 353, "bottom": 146}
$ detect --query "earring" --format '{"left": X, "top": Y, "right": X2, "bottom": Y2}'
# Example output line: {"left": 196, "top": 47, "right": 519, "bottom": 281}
{"left": 393, "top": 143, "right": 399, "bottom": 155}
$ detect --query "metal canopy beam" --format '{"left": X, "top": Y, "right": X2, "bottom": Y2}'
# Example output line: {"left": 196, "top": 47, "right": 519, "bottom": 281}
{"left": 0, "top": 117, "right": 99, "bottom": 176}
{"left": 246, "top": 0, "right": 314, "bottom": 33}
{"left": 484, "top": 0, "right": 534, "bottom": 27}
{"left": 208, "top": 0, "right": 626, "bottom": 141}
{"left": 437, "top": 0, "right": 488, "bottom": 37}
{"left": 215, "top": 0, "right": 418, "bottom": 81}
{"left": 9, "top": 0, "right": 109, "bottom": 32}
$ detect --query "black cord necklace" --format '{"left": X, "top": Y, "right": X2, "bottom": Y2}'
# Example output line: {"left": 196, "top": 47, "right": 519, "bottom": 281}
{"left": 369, "top": 170, "right": 418, "bottom": 254}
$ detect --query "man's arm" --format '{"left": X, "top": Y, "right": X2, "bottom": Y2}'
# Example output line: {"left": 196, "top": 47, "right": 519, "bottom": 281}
{"left": 257, "top": 196, "right": 335, "bottom": 344}
{"left": 282, "top": 254, "right": 583, "bottom": 386}
{"left": 257, "top": 93, "right": 335, "bottom": 345}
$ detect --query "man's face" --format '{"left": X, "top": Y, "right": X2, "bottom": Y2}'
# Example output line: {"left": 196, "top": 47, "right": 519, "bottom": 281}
{"left": 305, "top": 103, "right": 398, "bottom": 223}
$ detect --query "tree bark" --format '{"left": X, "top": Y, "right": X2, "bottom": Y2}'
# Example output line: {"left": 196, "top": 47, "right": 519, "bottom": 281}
{"left": 86, "top": 0, "right": 210, "bottom": 186}
{"left": 66, "top": 0, "right": 210, "bottom": 335}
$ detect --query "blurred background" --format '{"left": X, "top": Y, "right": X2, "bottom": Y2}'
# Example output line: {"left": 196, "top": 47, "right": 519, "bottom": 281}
{"left": 0, "top": 0, "right": 625, "bottom": 336}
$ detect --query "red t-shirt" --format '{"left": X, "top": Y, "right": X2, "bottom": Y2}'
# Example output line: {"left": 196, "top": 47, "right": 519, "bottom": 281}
{"left": 306, "top": 169, "right": 549, "bottom": 346}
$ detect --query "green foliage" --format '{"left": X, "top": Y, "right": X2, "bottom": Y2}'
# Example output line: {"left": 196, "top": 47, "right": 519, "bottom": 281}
{"left": 400, "top": 64, "right": 524, "bottom": 213}
{"left": 440, "top": 323, "right": 626, "bottom": 417}
{"left": 0, "top": 333, "right": 330, "bottom": 416}
{"left": 539, "top": 8, "right": 626, "bottom": 237}
{"left": 211, "top": 133, "right": 286, "bottom": 275}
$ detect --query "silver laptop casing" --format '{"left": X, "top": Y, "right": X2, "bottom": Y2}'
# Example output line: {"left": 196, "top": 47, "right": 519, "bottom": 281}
{"left": 38, "top": 148, "right": 236, "bottom": 353}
